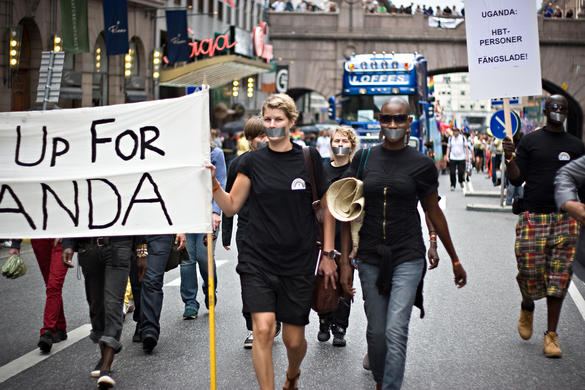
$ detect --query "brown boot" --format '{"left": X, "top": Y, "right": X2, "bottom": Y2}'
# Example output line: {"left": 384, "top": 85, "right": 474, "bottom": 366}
{"left": 543, "top": 331, "right": 562, "bottom": 358}
{"left": 517, "top": 308, "right": 533, "bottom": 340}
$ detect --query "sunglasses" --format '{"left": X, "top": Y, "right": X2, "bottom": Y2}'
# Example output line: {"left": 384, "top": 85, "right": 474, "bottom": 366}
{"left": 379, "top": 114, "right": 409, "bottom": 124}
{"left": 548, "top": 103, "right": 567, "bottom": 111}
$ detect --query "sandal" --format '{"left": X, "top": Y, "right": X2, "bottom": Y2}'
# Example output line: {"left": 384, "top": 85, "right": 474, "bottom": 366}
{"left": 282, "top": 369, "right": 301, "bottom": 390}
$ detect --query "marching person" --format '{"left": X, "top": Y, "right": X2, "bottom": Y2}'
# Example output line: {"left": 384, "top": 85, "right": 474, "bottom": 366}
{"left": 503, "top": 94, "right": 585, "bottom": 358}
{"left": 62, "top": 235, "right": 147, "bottom": 388}
{"left": 317, "top": 125, "right": 359, "bottom": 347}
{"left": 338, "top": 97, "right": 466, "bottom": 390}
{"left": 209, "top": 94, "right": 336, "bottom": 390}
{"left": 445, "top": 127, "right": 469, "bottom": 191}
{"left": 221, "top": 116, "right": 281, "bottom": 349}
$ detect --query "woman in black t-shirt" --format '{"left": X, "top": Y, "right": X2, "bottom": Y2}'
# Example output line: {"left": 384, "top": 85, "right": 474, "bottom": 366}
{"left": 339, "top": 97, "right": 467, "bottom": 390}
{"left": 317, "top": 125, "right": 359, "bottom": 347}
{"left": 208, "top": 94, "right": 336, "bottom": 390}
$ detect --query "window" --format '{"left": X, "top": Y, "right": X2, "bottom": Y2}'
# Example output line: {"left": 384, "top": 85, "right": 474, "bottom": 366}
{"left": 460, "top": 90, "right": 465, "bottom": 95}
{"left": 243, "top": 0, "right": 248, "bottom": 29}
{"left": 218, "top": 1, "right": 223, "bottom": 20}
{"left": 198, "top": 0, "right": 203, "bottom": 13}
{"left": 460, "top": 104, "right": 465, "bottom": 109}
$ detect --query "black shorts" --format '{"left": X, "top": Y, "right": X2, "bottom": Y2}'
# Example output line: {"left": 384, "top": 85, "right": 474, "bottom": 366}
{"left": 240, "top": 265, "right": 315, "bottom": 326}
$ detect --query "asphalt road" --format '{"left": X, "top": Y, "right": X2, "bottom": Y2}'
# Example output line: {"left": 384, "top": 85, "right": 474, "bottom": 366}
{"left": 1, "top": 171, "right": 585, "bottom": 390}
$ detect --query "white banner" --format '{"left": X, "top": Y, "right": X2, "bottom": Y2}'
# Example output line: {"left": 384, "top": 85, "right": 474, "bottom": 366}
{"left": 428, "top": 17, "right": 464, "bottom": 29}
{"left": 0, "top": 90, "right": 213, "bottom": 238}
{"left": 464, "top": 0, "right": 542, "bottom": 99}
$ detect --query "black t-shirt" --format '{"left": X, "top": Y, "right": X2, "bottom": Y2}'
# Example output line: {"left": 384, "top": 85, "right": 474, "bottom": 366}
{"left": 515, "top": 127, "right": 585, "bottom": 213}
{"left": 344, "top": 145, "right": 438, "bottom": 266}
{"left": 323, "top": 161, "right": 350, "bottom": 250}
{"left": 238, "top": 143, "right": 328, "bottom": 276}
{"left": 222, "top": 152, "right": 248, "bottom": 247}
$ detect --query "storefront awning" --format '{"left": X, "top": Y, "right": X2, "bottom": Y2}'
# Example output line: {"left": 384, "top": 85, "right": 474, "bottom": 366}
{"left": 159, "top": 55, "right": 273, "bottom": 88}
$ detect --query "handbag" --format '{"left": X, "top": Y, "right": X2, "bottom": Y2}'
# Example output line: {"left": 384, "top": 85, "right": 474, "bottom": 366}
{"left": 165, "top": 236, "right": 190, "bottom": 272}
{"left": 303, "top": 146, "right": 341, "bottom": 313}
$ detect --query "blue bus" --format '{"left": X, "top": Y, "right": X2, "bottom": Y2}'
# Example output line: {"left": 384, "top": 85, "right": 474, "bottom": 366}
{"left": 328, "top": 53, "right": 434, "bottom": 151}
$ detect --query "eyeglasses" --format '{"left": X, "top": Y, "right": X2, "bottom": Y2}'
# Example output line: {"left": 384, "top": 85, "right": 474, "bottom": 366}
{"left": 549, "top": 103, "right": 567, "bottom": 111}
{"left": 379, "top": 114, "right": 409, "bottom": 124}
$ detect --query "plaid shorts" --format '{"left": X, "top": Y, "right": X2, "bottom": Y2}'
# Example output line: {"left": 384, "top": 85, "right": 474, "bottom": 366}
{"left": 515, "top": 211, "right": 578, "bottom": 299}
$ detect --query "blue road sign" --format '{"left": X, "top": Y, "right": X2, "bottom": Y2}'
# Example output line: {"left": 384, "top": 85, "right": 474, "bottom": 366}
{"left": 186, "top": 86, "right": 203, "bottom": 94}
{"left": 490, "top": 110, "right": 520, "bottom": 139}
{"left": 491, "top": 97, "right": 519, "bottom": 105}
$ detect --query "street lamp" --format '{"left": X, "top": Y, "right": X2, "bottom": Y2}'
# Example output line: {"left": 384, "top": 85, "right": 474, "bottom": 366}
{"left": 9, "top": 26, "right": 22, "bottom": 69}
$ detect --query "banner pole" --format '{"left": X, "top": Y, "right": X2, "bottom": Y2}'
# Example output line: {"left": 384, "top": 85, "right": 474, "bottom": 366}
{"left": 499, "top": 98, "right": 513, "bottom": 207}
{"left": 207, "top": 232, "right": 216, "bottom": 390}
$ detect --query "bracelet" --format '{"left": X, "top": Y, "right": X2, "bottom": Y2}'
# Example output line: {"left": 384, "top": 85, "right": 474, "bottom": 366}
{"left": 452, "top": 260, "right": 461, "bottom": 266}
{"left": 136, "top": 244, "right": 148, "bottom": 258}
{"left": 212, "top": 179, "right": 220, "bottom": 193}
{"left": 429, "top": 233, "right": 437, "bottom": 240}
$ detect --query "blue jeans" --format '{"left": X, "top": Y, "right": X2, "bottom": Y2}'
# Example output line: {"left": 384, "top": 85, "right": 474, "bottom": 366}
{"left": 140, "top": 235, "right": 173, "bottom": 339}
{"left": 181, "top": 233, "right": 217, "bottom": 312}
{"left": 358, "top": 258, "right": 425, "bottom": 390}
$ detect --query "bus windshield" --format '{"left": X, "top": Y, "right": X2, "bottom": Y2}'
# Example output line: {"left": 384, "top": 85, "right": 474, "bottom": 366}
{"left": 341, "top": 95, "right": 418, "bottom": 122}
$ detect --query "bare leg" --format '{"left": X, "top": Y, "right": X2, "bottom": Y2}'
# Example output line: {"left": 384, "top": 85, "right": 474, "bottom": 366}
{"left": 521, "top": 293, "right": 534, "bottom": 311}
{"left": 100, "top": 345, "right": 115, "bottom": 371}
{"left": 282, "top": 323, "right": 307, "bottom": 388}
{"left": 546, "top": 296, "right": 563, "bottom": 332}
{"left": 251, "top": 312, "right": 276, "bottom": 390}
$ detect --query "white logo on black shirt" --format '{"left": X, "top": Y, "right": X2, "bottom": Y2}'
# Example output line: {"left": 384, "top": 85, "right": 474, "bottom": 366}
{"left": 558, "top": 152, "right": 570, "bottom": 161}
{"left": 291, "top": 178, "right": 306, "bottom": 190}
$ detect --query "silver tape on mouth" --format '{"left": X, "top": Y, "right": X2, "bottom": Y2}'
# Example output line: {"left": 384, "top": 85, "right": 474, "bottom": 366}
{"left": 264, "top": 127, "right": 286, "bottom": 138}
{"left": 550, "top": 112, "right": 566, "bottom": 123}
{"left": 332, "top": 147, "right": 351, "bottom": 156}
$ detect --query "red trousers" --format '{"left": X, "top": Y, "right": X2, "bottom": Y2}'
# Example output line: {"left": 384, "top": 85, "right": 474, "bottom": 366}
{"left": 31, "top": 239, "right": 68, "bottom": 335}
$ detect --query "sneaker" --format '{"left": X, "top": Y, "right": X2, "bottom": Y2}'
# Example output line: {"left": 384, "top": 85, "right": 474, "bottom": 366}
{"left": 90, "top": 358, "right": 103, "bottom": 378}
{"left": 518, "top": 308, "right": 534, "bottom": 340}
{"left": 53, "top": 329, "right": 67, "bottom": 343}
{"left": 543, "top": 331, "right": 562, "bottom": 358}
{"left": 331, "top": 325, "right": 346, "bottom": 347}
{"left": 38, "top": 331, "right": 53, "bottom": 353}
{"left": 142, "top": 333, "right": 157, "bottom": 354}
{"left": 317, "top": 318, "right": 330, "bottom": 342}
{"left": 132, "top": 324, "right": 142, "bottom": 343}
{"left": 183, "top": 307, "right": 198, "bottom": 320}
{"left": 460, "top": 182, "right": 464, "bottom": 189}
{"left": 97, "top": 370, "right": 116, "bottom": 388}
{"left": 450, "top": 186, "right": 455, "bottom": 191}
{"left": 275, "top": 321, "right": 282, "bottom": 338}
{"left": 244, "top": 331, "right": 253, "bottom": 349}
{"left": 362, "top": 353, "right": 370, "bottom": 371}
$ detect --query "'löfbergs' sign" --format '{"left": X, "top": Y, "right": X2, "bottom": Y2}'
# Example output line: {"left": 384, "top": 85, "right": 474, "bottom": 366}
{"left": 0, "top": 91, "right": 213, "bottom": 238}
{"left": 464, "top": 0, "right": 542, "bottom": 100}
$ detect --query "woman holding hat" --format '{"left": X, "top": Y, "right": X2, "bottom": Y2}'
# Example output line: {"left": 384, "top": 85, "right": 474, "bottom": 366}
{"left": 317, "top": 126, "right": 359, "bottom": 347}
{"left": 208, "top": 93, "right": 337, "bottom": 390}
{"left": 339, "top": 97, "right": 467, "bottom": 390}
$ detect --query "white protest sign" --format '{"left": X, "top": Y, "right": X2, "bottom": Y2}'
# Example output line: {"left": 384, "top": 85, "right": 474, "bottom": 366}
{"left": 465, "top": 0, "right": 542, "bottom": 100}
{"left": 0, "top": 90, "right": 213, "bottom": 238}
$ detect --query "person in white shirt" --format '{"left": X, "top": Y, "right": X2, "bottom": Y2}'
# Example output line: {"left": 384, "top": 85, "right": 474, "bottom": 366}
{"left": 445, "top": 127, "right": 469, "bottom": 190}
{"left": 272, "top": 0, "right": 286, "bottom": 12}
{"left": 316, "top": 130, "right": 332, "bottom": 162}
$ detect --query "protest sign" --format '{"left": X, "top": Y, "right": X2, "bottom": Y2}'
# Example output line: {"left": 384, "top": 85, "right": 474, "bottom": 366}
{"left": 0, "top": 90, "right": 213, "bottom": 238}
{"left": 464, "top": 0, "right": 542, "bottom": 100}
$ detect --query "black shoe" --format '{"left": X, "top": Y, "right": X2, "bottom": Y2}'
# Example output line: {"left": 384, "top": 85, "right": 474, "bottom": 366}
{"left": 53, "top": 329, "right": 67, "bottom": 343}
{"left": 317, "top": 318, "right": 330, "bottom": 342}
{"left": 331, "top": 325, "right": 347, "bottom": 347}
{"left": 142, "top": 333, "right": 157, "bottom": 354}
{"left": 132, "top": 324, "right": 142, "bottom": 343}
{"left": 90, "top": 358, "right": 103, "bottom": 378}
{"left": 38, "top": 331, "right": 53, "bottom": 353}
{"left": 97, "top": 370, "right": 115, "bottom": 388}
{"left": 204, "top": 291, "right": 217, "bottom": 310}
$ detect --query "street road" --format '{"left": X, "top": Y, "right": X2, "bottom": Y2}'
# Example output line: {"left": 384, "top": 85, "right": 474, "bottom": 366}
{"left": 1, "top": 172, "right": 585, "bottom": 389}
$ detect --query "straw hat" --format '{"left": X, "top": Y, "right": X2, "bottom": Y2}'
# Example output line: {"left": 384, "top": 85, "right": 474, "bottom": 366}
{"left": 326, "top": 177, "right": 364, "bottom": 222}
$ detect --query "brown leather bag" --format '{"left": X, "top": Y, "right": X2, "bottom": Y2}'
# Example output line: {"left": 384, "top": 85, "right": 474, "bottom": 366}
{"left": 302, "top": 147, "right": 341, "bottom": 313}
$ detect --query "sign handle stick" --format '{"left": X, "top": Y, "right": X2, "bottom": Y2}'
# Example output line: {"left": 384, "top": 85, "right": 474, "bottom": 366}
{"left": 499, "top": 98, "right": 513, "bottom": 207}
{"left": 207, "top": 232, "right": 216, "bottom": 390}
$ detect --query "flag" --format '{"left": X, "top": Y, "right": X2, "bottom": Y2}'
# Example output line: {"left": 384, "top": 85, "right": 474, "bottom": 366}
{"left": 60, "top": 0, "right": 89, "bottom": 53}
{"left": 166, "top": 10, "right": 190, "bottom": 64}
{"left": 429, "top": 76, "right": 434, "bottom": 96}
{"left": 103, "top": 0, "right": 129, "bottom": 56}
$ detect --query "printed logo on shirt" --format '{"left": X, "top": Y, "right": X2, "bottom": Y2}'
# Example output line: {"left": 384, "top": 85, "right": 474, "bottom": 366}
{"left": 291, "top": 178, "right": 306, "bottom": 190}
{"left": 558, "top": 152, "right": 571, "bottom": 161}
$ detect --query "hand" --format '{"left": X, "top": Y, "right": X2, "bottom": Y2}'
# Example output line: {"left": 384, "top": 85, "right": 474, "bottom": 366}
{"left": 212, "top": 213, "right": 221, "bottom": 231}
{"left": 452, "top": 262, "right": 467, "bottom": 288}
{"left": 339, "top": 261, "right": 355, "bottom": 298}
{"left": 175, "top": 234, "right": 186, "bottom": 250}
{"left": 223, "top": 245, "right": 231, "bottom": 250}
{"left": 205, "top": 163, "right": 217, "bottom": 181}
{"left": 502, "top": 136, "right": 515, "bottom": 159}
{"left": 9, "top": 248, "right": 20, "bottom": 256}
{"left": 427, "top": 241, "right": 439, "bottom": 270}
{"left": 444, "top": 155, "right": 450, "bottom": 163}
{"left": 563, "top": 201, "right": 585, "bottom": 224}
{"left": 62, "top": 248, "right": 75, "bottom": 268}
{"left": 137, "top": 257, "right": 147, "bottom": 283}
{"left": 318, "top": 256, "right": 338, "bottom": 290}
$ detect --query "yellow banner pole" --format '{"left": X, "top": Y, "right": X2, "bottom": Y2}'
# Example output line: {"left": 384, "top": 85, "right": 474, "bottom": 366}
{"left": 499, "top": 97, "right": 513, "bottom": 207}
{"left": 207, "top": 232, "right": 216, "bottom": 390}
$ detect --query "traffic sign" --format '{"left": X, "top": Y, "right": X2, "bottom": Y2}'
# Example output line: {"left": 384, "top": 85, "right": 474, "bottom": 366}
{"left": 491, "top": 97, "right": 519, "bottom": 105}
{"left": 490, "top": 110, "right": 520, "bottom": 139}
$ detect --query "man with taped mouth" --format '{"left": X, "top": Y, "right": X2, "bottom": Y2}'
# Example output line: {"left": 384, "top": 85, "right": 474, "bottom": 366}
{"left": 208, "top": 94, "right": 337, "bottom": 390}
{"left": 503, "top": 94, "right": 585, "bottom": 358}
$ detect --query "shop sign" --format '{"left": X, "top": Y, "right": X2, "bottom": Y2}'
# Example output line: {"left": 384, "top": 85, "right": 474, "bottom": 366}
{"left": 189, "top": 33, "right": 236, "bottom": 58}
{"left": 252, "top": 22, "right": 273, "bottom": 62}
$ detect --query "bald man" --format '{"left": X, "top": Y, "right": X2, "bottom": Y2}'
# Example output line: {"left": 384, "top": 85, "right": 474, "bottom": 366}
{"left": 503, "top": 95, "right": 585, "bottom": 358}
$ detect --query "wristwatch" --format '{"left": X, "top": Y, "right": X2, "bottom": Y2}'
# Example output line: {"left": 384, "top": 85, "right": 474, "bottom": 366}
{"left": 322, "top": 250, "right": 338, "bottom": 260}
